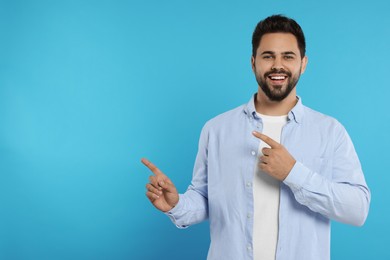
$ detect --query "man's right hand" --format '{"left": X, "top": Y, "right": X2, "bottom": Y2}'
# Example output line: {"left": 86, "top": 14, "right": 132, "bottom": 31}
{"left": 141, "top": 158, "right": 179, "bottom": 212}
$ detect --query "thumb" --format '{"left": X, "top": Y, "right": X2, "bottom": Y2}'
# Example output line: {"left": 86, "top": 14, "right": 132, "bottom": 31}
{"left": 159, "top": 180, "right": 176, "bottom": 193}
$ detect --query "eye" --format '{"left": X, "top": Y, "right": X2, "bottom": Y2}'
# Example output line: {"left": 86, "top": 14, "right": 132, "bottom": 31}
{"left": 262, "top": 55, "right": 273, "bottom": 60}
{"left": 284, "top": 55, "right": 295, "bottom": 60}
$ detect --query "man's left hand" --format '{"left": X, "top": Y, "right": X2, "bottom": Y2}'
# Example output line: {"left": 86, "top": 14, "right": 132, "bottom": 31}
{"left": 252, "top": 131, "right": 296, "bottom": 181}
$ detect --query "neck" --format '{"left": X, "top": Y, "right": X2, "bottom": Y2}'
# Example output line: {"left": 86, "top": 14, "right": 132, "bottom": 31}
{"left": 255, "top": 89, "right": 297, "bottom": 116}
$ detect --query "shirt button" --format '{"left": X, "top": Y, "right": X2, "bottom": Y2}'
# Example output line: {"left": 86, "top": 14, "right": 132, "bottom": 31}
{"left": 246, "top": 182, "right": 252, "bottom": 188}
{"left": 247, "top": 245, "right": 252, "bottom": 251}
{"left": 247, "top": 213, "right": 251, "bottom": 219}
{"left": 251, "top": 151, "right": 256, "bottom": 156}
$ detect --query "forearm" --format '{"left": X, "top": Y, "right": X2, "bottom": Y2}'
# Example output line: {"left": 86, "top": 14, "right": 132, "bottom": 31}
{"left": 165, "top": 189, "right": 209, "bottom": 228}
{"left": 284, "top": 161, "right": 370, "bottom": 226}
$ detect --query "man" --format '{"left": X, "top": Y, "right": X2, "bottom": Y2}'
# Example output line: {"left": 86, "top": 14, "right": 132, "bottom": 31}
{"left": 141, "top": 15, "right": 370, "bottom": 260}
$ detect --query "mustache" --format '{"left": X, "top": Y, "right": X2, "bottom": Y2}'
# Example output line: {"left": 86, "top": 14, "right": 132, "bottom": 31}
{"left": 264, "top": 68, "right": 292, "bottom": 78}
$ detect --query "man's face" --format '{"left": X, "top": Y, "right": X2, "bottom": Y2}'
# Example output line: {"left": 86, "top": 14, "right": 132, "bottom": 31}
{"left": 251, "top": 33, "right": 308, "bottom": 101}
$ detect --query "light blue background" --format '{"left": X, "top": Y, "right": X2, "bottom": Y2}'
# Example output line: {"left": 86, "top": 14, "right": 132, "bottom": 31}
{"left": 0, "top": 0, "right": 388, "bottom": 259}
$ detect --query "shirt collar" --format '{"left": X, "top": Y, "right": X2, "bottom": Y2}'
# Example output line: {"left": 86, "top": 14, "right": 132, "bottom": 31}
{"left": 244, "top": 93, "right": 304, "bottom": 124}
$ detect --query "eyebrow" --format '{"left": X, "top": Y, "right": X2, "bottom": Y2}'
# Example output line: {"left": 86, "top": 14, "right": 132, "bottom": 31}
{"left": 260, "top": 51, "right": 297, "bottom": 56}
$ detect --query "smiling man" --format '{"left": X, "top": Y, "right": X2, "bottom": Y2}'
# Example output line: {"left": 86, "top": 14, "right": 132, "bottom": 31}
{"left": 141, "top": 15, "right": 370, "bottom": 260}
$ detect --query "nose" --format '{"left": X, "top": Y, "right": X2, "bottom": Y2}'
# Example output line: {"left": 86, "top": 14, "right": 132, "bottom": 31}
{"left": 271, "top": 56, "right": 284, "bottom": 70}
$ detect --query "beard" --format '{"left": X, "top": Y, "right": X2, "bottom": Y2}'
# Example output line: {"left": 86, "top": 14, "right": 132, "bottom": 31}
{"left": 255, "top": 68, "right": 301, "bottom": 102}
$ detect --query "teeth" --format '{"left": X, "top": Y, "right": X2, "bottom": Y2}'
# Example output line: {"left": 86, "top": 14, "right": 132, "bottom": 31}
{"left": 270, "top": 76, "right": 286, "bottom": 80}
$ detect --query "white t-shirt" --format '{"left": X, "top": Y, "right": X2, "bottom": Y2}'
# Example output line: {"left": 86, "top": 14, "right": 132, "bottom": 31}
{"left": 253, "top": 113, "right": 288, "bottom": 260}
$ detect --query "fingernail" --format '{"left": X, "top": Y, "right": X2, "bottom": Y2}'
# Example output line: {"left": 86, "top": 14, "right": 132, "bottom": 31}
{"left": 159, "top": 181, "right": 165, "bottom": 186}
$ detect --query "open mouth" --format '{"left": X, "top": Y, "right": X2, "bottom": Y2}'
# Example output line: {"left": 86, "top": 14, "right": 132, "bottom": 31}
{"left": 269, "top": 75, "right": 286, "bottom": 80}
{"left": 267, "top": 74, "right": 288, "bottom": 83}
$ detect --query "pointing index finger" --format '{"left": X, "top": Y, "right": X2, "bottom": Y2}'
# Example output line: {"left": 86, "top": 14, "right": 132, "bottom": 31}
{"left": 141, "top": 158, "right": 163, "bottom": 176}
{"left": 252, "top": 131, "right": 280, "bottom": 148}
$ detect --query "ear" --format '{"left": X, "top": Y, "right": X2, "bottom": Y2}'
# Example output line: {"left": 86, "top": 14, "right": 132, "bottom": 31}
{"left": 300, "top": 56, "right": 308, "bottom": 75}
{"left": 251, "top": 56, "right": 255, "bottom": 72}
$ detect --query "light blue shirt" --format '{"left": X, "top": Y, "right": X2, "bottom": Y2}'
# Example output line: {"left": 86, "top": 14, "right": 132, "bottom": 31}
{"left": 166, "top": 94, "right": 370, "bottom": 260}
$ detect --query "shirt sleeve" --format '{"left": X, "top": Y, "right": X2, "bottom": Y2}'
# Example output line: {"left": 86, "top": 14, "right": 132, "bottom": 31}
{"left": 165, "top": 124, "right": 209, "bottom": 228}
{"left": 283, "top": 124, "right": 371, "bottom": 226}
